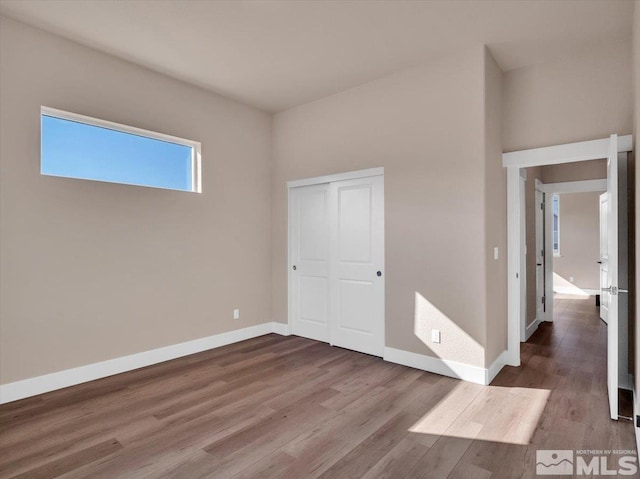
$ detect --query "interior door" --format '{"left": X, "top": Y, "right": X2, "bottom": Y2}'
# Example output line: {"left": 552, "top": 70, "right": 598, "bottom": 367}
{"left": 290, "top": 184, "right": 331, "bottom": 342}
{"left": 605, "top": 134, "right": 619, "bottom": 421}
{"left": 329, "top": 175, "right": 385, "bottom": 357}
{"left": 599, "top": 192, "right": 609, "bottom": 324}
{"left": 535, "top": 188, "right": 545, "bottom": 322}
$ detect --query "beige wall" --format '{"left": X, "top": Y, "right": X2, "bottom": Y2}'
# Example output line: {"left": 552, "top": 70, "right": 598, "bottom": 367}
{"left": 524, "top": 167, "right": 542, "bottom": 326}
{"left": 484, "top": 48, "right": 507, "bottom": 366}
{"left": 0, "top": 17, "right": 273, "bottom": 384}
{"left": 272, "top": 47, "right": 503, "bottom": 369}
{"left": 541, "top": 160, "right": 607, "bottom": 184}
{"left": 503, "top": 36, "right": 633, "bottom": 152}
{"left": 553, "top": 192, "right": 601, "bottom": 290}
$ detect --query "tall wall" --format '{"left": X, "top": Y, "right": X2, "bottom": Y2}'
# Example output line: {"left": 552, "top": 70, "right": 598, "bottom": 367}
{"left": 0, "top": 17, "right": 273, "bottom": 384}
{"left": 484, "top": 48, "right": 507, "bottom": 366}
{"left": 503, "top": 36, "right": 633, "bottom": 152}
{"left": 272, "top": 47, "right": 503, "bottom": 369}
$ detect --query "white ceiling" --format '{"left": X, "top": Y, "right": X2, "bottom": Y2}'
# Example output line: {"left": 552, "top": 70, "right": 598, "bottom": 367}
{"left": 0, "top": 0, "right": 634, "bottom": 112}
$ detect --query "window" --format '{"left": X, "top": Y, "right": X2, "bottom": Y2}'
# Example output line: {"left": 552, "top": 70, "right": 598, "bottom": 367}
{"left": 552, "top": 194, "right": 560, "bottom": 255}
{"left": 41, "top": 106, "right": 201, "bottom": 192}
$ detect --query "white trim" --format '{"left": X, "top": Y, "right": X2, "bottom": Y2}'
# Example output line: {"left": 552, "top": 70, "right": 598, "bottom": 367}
{"left": 41, "top": 106, "right": 203, "bottom": 193}
{"left": 540, "top": 179, "right": 607, "bottom": 194}
{"left": 287, "top": 167, "right": 384, "bottom": 189}
{"left": 383, "top": 347, "right": 505, "bottom": 386}
{"left": 534, "top": 178, "right": 543, "bottom": 191}
{"left": 507, "top": 167, "right": 522, "bottom": 366}
{"left": 502, "top": 135, "right": 632, "bottom": 168}
{"left": 524, "top": 318, "right": 542, "bottom": 341}
{"left": 505, "top": 136, "right": 633, "bottom": 367}
{"left": 544, "top": 189, "right": 554, "bottom": 322}
{"left": 0, "top": 322, "right": 288, "bottom": 404}
{"left": 553, "top": 194, "right": 560, "bottom": 257}
{"left": 486, "top": 351, "right": 508, "bottom": 385}
{"left": 519, "top": 175, "right": 527, "bottom": 341}
{"left": 271, "top": 322, "right": 291, "bottom": 336}
{"left": 583, "top": 288, "right": 600, "bottom": 295}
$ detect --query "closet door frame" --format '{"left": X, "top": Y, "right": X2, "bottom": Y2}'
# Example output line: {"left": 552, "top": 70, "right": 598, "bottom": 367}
{"left": 287, "top": 167, "right": 384, "bottom": 349}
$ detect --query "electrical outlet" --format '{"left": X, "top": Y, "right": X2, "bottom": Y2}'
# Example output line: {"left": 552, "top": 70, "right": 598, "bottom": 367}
{"left": 431, "top": 329, "right": 441, "bottom": 344}
{"left": 233, "top": 309, "right": 240, "bottom": 320}
{"left": 493, "top": 247, "right": 499, "bottom": 260}
{"left": 569, "top": 276, "right": 575, "bottom": 283}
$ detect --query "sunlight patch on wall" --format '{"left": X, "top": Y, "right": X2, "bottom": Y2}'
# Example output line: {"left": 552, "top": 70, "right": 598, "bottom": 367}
{"left": 552, "top": 272, "right": 591, "bottom": 297}
{"left": 414, "top": 292, "right": 484, "bottom": 367}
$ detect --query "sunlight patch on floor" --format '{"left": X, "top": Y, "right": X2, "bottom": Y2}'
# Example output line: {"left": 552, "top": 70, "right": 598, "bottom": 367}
{"left": 409, "top": 381, "right": 550, "bottom": 445}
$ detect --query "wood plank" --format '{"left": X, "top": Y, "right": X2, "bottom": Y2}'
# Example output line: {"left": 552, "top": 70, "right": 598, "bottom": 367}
{"left": 0, "top": 298, "right": 635, "bottom": 479}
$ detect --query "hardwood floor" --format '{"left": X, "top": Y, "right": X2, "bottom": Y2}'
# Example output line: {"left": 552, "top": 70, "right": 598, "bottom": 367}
{"left": 0, "top": 295, "right": 635, "bottom": 478}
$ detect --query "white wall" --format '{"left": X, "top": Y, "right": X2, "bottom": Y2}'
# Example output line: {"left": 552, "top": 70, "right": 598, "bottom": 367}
{"left": 0, "top": 17, "right": 273, "bottom": 384}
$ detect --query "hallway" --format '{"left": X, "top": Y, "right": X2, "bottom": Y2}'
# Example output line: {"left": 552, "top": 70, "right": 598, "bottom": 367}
{"left": 493, "top": 294, "right": 635, "bottom": 455}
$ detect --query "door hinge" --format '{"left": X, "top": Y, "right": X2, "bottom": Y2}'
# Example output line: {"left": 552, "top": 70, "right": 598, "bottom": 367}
{"left": 542, "top": 296, "right": 546, "bottom": 305}
{"left": 540, "top": 203, "right": 544, "bottom": 210}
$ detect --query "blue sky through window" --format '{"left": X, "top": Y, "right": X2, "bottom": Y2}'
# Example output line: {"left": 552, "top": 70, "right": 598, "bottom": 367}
{"left": 41, "top": 115, "right": 193, "bottom": 191}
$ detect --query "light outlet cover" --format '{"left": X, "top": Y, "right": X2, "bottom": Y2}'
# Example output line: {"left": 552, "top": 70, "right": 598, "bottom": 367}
{"left": 233, "top": 309, "right": 240, "bottom": 319}
{"left": 431, "top": 329, "right": 441, "bottom": 344}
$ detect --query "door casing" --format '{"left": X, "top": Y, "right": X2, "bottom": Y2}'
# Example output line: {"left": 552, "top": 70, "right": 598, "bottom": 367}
{"left": 503, "top": 135, "right": 632, "bottom": 367}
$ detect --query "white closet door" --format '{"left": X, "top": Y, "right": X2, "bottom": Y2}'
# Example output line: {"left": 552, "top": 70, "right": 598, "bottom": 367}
{"left": 329, "top": 175, "right": 385, "bottom": 357}
{"left": 290, "top": 184, "right": 331, "bottom": 342}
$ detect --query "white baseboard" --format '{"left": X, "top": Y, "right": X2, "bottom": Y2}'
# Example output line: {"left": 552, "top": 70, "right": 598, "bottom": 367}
{"left": 383, "top": 347, "right": 507, "bottom": 386}
{"left": 1, "top": 324, "right": 509, "bottom": 404}
{"left": 524, "top": 318, "right": 542, "bottom": 341}
{"left": 0, "top": 322, "right": 287, "bottom": 404}
{"left": 553, "top": 286, "right": 599, "bottom": 296}
{"left": 485, "top": 350, "right": 508, "bottom": 385}
{"left": 582, "top": 288, "right": 600, "bottom": 295}
{"left": 271, "top": 322, "right": 291, "bottom": 336}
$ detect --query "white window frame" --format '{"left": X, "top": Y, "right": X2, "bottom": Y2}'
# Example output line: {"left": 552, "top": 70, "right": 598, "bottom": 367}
{"left": 41, "top": 106, "right": 202, "bottom": 193}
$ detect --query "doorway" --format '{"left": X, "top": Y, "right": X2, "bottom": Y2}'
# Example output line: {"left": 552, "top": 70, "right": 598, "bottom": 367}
{"left": 288, "top": 168, "right": 385, "bottom": 357}
{"left": 504, "top": 134, "right": 633, "bottom": 420}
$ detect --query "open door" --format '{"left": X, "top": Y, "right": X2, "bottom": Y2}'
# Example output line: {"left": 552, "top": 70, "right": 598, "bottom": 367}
{"left": 535, "top": 188, "right": 545, "bottom": 322}
{"left": 599, "top": 192, "right": 609, "bottom": 324}
{"left": 605, "top": 134, "right": 618, "bottom": 421}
